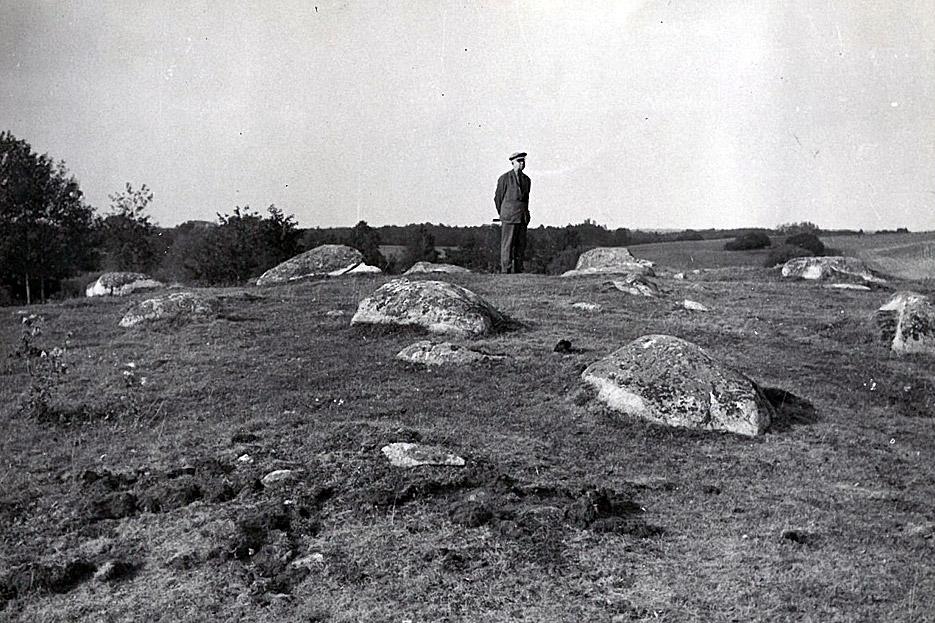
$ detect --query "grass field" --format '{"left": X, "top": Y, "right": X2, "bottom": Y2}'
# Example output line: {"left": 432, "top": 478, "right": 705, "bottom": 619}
{"left": 1, "top": 245, "right": 934, "bottom": 622}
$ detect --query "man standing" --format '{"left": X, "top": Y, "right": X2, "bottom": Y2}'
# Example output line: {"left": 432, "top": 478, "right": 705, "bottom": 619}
{"left": 494, "top": 151, "right": 531, "bottom": 273}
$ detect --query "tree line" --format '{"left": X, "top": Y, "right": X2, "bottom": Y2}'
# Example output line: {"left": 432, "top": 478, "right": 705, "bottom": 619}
{"left": 0, "top": 131, "right": 901, "bottom": 305}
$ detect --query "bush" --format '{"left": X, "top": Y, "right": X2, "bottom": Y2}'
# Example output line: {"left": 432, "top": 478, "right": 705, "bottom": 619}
{"left": 764, "top": 245, "right": 815, "bottom": 268}
{"left": 547, "top": 248, "right": 582, "bottom": 275}
{"left": 784, "top": 232, "right": 825, "bottom": 255}
{"left": 724, "top": 232, "right": 771, "bottom": 251}
{"left": 676, "top": 229, "right": 704, "bottom": 241}
{"left": 58, "top": 272, "right": 101, "bottom": 300}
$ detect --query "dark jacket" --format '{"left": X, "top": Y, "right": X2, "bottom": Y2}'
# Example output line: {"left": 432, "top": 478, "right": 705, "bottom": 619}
{"left": 494, "top": 169, "right": 531, "bottom": 224}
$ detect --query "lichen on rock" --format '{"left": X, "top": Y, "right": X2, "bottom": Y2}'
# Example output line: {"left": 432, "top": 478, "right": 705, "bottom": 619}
{"left": 86, "top": 272, "right": 163, "bottom": 297}
{"left": 119, "top": 292, "right": 220, "bottom": 327}
{"left": 351, "top": 278, "right": 508, "bottom": 338}
{"left": 255, "top": 244, "right": 381, "bottom": 286}
{"left": 581, "top": 334, "right": 772, "bottom": 436}
{"left": 562, "top": 247, "right": 655, "bottom": 277}
{"left": 875, "top": 291, "right": 935, "bottom": 355}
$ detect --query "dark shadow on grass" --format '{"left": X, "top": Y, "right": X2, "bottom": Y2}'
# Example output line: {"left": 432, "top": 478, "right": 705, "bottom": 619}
{"left": 762, "top": 387, "right": 820, "bottom": 432}
{"left": 349, "top": 323, "right": 431, "bottom": 339}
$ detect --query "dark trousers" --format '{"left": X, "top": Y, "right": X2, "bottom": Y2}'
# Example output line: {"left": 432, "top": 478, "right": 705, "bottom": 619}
{"left": 500, "top": 222, "right": 527, "bottom": 273}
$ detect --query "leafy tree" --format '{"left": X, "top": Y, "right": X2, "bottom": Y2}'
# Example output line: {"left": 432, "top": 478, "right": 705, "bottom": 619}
{"left": 401, "top": 223, "right": 438, "bottom": 270}
{"left": 776, "top": 221, "right": 820, "bottom": 235}
{"left": 0, "top": 131, "right": 97, "bottom": 303}
{"left": 724, "top": 232, "right": 771, "bottom": 251}
{"left": 185, "top": 205, "right": 300, "bottom": 285}
{"left": 344, "top": 220, "right": 388, "bottom": 270}
{"left": 100, "top": 183, "right": 159, "bottom": 272}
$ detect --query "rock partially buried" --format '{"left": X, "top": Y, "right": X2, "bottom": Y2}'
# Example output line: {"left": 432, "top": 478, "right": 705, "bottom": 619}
{"left": 606, "top": 274, "right": 660, "bottom": 297}
{"left": 562, "top": 247, "right": 655, "bottom": 277}
{"left": 381, "top": 442, "right": 465, "bottom": 467}
{"left": 781, "top": 256, "right": 885, "bottom": 283}
{"left": 261, "top": 469, "right": 299, "bottom": 486}
{"left": 119, "top": 292, "right": 220, "bottom": 328}
{"left": 681, "top": 299, "right": 709, "bottom": 312}
{"left": 875, "top": 291, "right": 935, "bottom": 355}
{"left": 825, "top": 283, "right": 872, "bottom": 291}
{"left": 396, "top": 340, "right": 505, "bottom": 365}
{"left": 351, "top": 278, "right": 508, "bottom": 338}
{"left": 581, "top": 335, "right": 773, "bottom": 436}
{"left": 404, "top": 261, "right": 471, "bottom": 275}
{"left": 571, "top": 302, "right": 603, "bottom": 312}
{"left": 86, "top": 272, "right": 163, "bottom": 297}
{"left": 255, "top": 244, "right": 381, "bottom": 286}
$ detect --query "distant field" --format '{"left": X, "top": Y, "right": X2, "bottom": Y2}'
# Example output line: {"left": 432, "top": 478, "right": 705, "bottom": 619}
{"left": 628, "top": 238, "right": 772, "bottom": 269}
{"left": 824, "top": 232, "right": 935, "bottom": 280}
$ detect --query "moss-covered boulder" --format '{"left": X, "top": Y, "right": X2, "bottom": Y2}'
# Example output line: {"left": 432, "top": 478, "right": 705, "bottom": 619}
{"left": 86, "top": 272, "right": 163, "bottom": 297}
{"left": 119, "top": 292, "right": 220, "bottom": 328}
{"left": 581, "top": 335, "right": 773, "bottom": 436}
{"left": 351, "top": 278, "right": 507, "bottom": 338}
{"left": 562, "top": 247, "right": 655, "bottom": 277}
{"left": 255, "top": 245, "right": 381, "bottom": 286}
{"left": 780, "top": 256, "right": 885, "bottom": 283}
{"left": 875, "top": 291, "right": 935, "bottom": 355}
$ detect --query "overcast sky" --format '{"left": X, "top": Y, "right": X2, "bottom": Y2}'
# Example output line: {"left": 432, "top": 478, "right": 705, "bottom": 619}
{"left": 3, "top": 1, "right": 934, "bottom": 230}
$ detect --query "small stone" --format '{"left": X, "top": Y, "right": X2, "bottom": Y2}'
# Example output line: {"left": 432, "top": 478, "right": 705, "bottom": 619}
{"left": 381, "top": 442, "right": 465, "bottom": 468}
{"left": 681, "top": 299, "right": 709, "bottom": 312}
{"left": 673, "top": 272, "right": 686, "bottom": 280}
{"left": 93, "top": 560, "right": 135, "bottom": 583}
{"left": 237, "top": 454, "right": 254, "bottom": 464}
{"left": 571, "top": 302, "right": 602, "bottom": 312}
{"left": 261, "top": 469, "right": 298, "bottom": 486}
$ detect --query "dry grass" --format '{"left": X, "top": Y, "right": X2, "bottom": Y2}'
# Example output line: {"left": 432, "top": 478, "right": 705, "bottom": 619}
{"left": 1, "top": 250, "right": 934, "bottom": 622}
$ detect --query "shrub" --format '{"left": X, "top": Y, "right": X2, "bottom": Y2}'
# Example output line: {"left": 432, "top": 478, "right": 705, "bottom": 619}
{"left": 58, "top": 272, "right": 101, "bottom": 300}
{"left": 547, "top": 248, "right": 582, "bottom": 275}
{"left": 676, "top": 229, "right": 704, "bottom": 241}
{"left": 784, "top": 232, "right": 825, "bottom": 255}
{"left": 724, "top": 232, "right": 771, "bottom": 251}
{"left": 764, "top": 245, "right": 815, "bottom": 268}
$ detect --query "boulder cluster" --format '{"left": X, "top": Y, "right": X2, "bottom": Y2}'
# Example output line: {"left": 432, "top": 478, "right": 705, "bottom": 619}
{"left": 89, "top": 243, "right": 929, "bottom": 438}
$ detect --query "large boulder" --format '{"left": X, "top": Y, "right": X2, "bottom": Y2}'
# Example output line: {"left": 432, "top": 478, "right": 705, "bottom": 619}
{"left": 562, "top": 247, "right": 655, "bottom": 277}
{"left": 86, "top": 272, "right": 163, "bottom": 297}
{"left": 404, "top": 262, "right": 471, "bottom": 275}
{"left": 396, "top": 340, "right": 505, "bottom": 365}
{"left": 581, "top": 335, "right": 773, "bottom": 436}
{"left": 351, "top": 278, "right": 507, "bottom": 338}
{"left": 119, "top": 292, "right": 220, "bottom": 328}
{"left": 875, "top": 291, "right": 935, "bottom": 355}
{"left": 255, "top": 245, "right": 381, "bottom": 286}
{"left": 781, "top": 256, "right": 885, "bottom": 283}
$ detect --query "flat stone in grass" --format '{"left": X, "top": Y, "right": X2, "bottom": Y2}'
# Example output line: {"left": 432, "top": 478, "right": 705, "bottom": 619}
{"left": 562, "top": 247, "right": 655, "bottom": 277}
{"left": 404, "top": 261, "right": 471, "bottom": 275}
{"left": 681, "top": 299, "right": 709, "bottom": 312}
{"left": 351, "top": 278, "right": 508, "bottom": 338}
{"left": 781, "top": 256, "right": 885, "bottom": 283}
{"left": 581, "top": 334, "right": 773, "bottom": 436}
{"left": 605, "top": 274, "right": 660, "bottom": 297}
{"left": 381, "top": 442, "right": 465, "bottom": 467}
{"left": 875, "top": 291, "right": 935, "bottom": 355}
{"left": 396, "top": 340, "right": 505, "bottom": 365}
{"left": 571, "top": 302, "right": 603, "bottom": 313}
{"left": 825, "top": 283, "right": 872, "bottom": 291}
{"left": 255, "top": 244, "right": 381, "bottom": 286}
{"left": 86, "top": 272, "right": 163, "bottom": 297}
{"left": 119, "top": 292, "right": 220, "bottom": 327}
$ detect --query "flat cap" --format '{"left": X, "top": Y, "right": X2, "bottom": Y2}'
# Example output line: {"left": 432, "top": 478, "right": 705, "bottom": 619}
{"left": 509, "top": 151, "right": 527, "bottom": 161}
